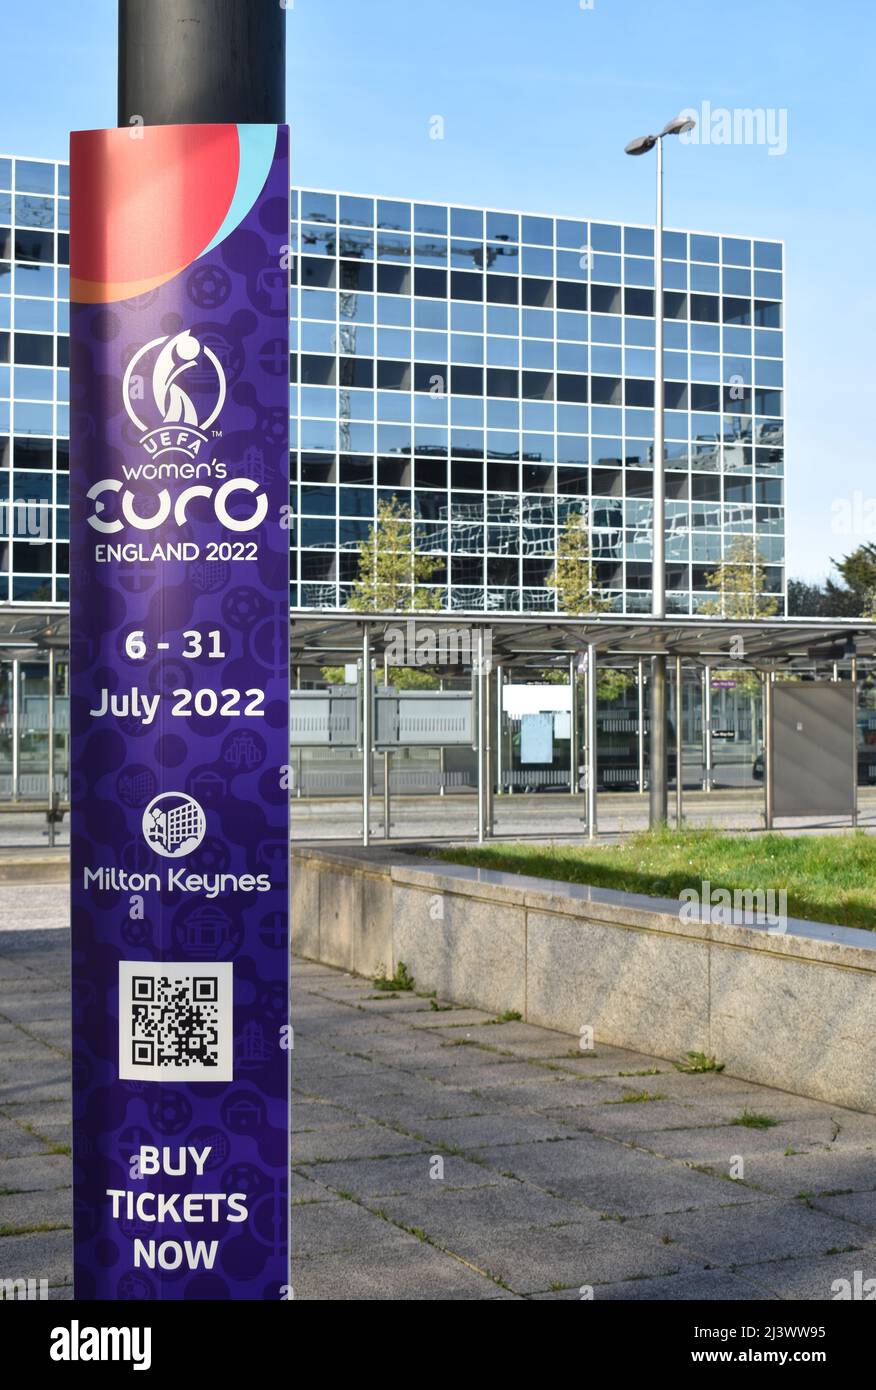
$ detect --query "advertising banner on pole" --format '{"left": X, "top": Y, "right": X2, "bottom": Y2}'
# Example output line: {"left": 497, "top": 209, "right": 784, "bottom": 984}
{"left": 69, "top": 123, "right": 290, "bottom": 1299}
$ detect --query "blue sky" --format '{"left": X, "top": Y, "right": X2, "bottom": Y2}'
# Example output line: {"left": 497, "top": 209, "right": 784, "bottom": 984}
{"left": 2, "top": 0, "right": 874, "bottom": 584}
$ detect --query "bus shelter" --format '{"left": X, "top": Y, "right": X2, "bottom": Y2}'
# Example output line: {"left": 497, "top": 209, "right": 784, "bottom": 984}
{"left": 290, "top": 610, "right": 876, "bottom": 844}
{"left": 3, "top": 604, "right": 876, "bottom": 847}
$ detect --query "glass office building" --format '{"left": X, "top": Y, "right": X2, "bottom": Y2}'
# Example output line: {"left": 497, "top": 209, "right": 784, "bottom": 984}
{"left": 0, "top": 155, "right": 70, "bottom": 605}
{"left": 0, "top": 154, "right": 786, "bottom": 615}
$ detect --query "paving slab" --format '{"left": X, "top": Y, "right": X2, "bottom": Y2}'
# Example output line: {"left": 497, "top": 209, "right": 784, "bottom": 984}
{"left": 546, "top": 1096, "right": 746, "bottom": 1135}
{"left": 0, "top": 1118, "right": 52, "bottom": 1159}
{"left": 292, "top": 1196, "right": 418, "bottom": 1257}
{"left": 0, "top": 1186, "right": 72, "bottom": 1234}
{"left": 294, "top": 1239, "right": 519, "bottom": 1300}
{"left": 0, "top": 1154, "right": 71, "bottom": 1194}
{"left": 293, "top": 1100, "right": 368, "bottom": 1132}
{"left": 344, "top": 1084, "right": 509, "bottom": 1125}
{"left": 293, "top": 1122, "right": 428, "bottom": 1165}
{"left": 813, "top": 1191, "right": 876, "bottom": 1231}
{"left": 471, "top": 1135, "right": 757, "bottom": 1216}
{"left": 291, "top": 1171, "right": 340, "bottom": 1204}
{"left": 0, "top": 1100, "right": 70, "bottom": 1131}
{"left": 403, "top": 1111, "right": 579, "bottom": 1150}
{"left": 618, "top": 1122, "right": 837, "bottom": 1163}
{"left": 628, "top": 1198, "right": 869, "bottom": 1266}
{"left": 533, "top": 1268, "right": 778, "bottom": 1300}
{"left": 295, "top": 1153, "right": 511, "bottom": 1200}
{"left": 0, "top": 1228, "right": 72, "bottom": 1284}
{"left": 405, "top": 1008, "right": 500, "bottom": 1030}
{"left": 436, "top": 1061, "right": 584, "bottom": 1099}
{"left": 742, "top": 1147, "right": 876, "bottom": 1198}
{"left": 362, "top": 1180, "right": 603, "bottom": 1239}
{"left": 437, "top": 1224, "right": 698, "bottom": 1294}
{"left": 735, "top": 1248, "right": 876, "bottom": 1300}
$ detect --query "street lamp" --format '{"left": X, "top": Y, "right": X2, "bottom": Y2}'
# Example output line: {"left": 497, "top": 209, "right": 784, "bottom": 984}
{"left": 625, "top": 114, "right": 695, "bottom": 826}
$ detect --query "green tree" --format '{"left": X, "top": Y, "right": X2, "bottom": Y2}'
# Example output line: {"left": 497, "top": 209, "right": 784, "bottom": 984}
{"left": 834, "top": 542, "right": 876, "bottom": 598}
{"left": 827, "top": 543, "right": 876, "bottom": 617}
{"left": 547, "top": 509, "right": 611, "bottom": 615}
{"left": 787, "top": 578, "right": 829, "bottom": 617}
{"left": 320, "top": 664, "right": 438, "bottom": 691}
{"left": 543, "top": 511, "right": 624, "bottom": 697}
{"left": 348, "top": 496, "right": 442, "bottom": 612}
{"left": 701, "top": 534, "right": 778, "bottom": 619}
{"left": 541, "top": 664, "right": 633, "bottom": 702}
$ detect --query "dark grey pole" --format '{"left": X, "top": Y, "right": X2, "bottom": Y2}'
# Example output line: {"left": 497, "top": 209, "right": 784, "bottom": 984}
{"left": 649, "top": 134, "right": 668, "bottom": 827}
{"left": 649, "top": 656, "right": 667, "bottom": 824}
{"left": 361, "top": 627, "right": 371, "bottom": 847}
{"left": 675, "top": 653, "right": 683, "bottom": 826}
{"left": 118, "top": 0, "right": 285, "bottom": 127}
{"left": 763, "top": 671, "right": 773, "bottom": 830}
{"left": 586, "top": 643, "right": 597, "bottom": 839}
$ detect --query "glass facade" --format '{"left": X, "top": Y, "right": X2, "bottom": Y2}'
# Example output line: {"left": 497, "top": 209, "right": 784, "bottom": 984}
{"left": 0, "top": 156, "right": 785, "bottom": 614}
{"left": 0, "top": 155, "right": 69, "bottom": 604}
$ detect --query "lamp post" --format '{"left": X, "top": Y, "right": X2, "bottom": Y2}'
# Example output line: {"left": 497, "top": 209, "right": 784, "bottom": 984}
{"left": 625, "top": 115, "right": 695, "bottom": 826}
{"left": 70, "top": 0, "right": 290, "bottom": 1302}
{"left": 118, "top": 0, "right": 285, "bottom": 126}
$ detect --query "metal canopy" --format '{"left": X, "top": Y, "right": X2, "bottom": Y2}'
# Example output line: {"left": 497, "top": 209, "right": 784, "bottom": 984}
{"left": 0, "top": 605, "right": 69, "bottom": 649}
{"left": 289, "top": 611, "right": 876, "bottom": 670}
{"left": 2, "top": 605, "right": 874, "bottom": 670}
{"left": 2, "top": 603, "right": 869, "bottom": 845}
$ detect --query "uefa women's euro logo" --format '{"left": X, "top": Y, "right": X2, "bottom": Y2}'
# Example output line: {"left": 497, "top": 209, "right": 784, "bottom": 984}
{"left": 122, "top": 330, "right": 227, "bottom": 461}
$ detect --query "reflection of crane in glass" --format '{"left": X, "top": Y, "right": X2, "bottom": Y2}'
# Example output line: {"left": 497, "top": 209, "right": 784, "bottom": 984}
{"left": 339, "top": 384, "right": 351, "bottom": 454}
{"left": 372, "top": 236, "right": 516, "bottom": 271}
{"left": 337, "top": 230, "right": 372, "bottom": 258}
{"left": 337, "top": 294, "right": 362, "bottom": 456}
{"left": 17, "top": 195, "right": 53, "bottom": 229}
{"left": 300, "top": 228, "right": 337, "bottom": 254}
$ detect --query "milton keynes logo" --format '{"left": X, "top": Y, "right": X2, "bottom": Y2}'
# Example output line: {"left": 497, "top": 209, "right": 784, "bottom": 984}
{"left": 142, "top": 792, "right": 207, "bottom": 859}
{"left": 123, "top": 330, "right": 226, "bottom": 461}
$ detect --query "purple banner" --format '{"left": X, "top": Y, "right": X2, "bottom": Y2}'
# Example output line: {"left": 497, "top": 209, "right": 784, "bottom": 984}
{"left": 69, "top": 123, "right": 290, "bottom": 1300}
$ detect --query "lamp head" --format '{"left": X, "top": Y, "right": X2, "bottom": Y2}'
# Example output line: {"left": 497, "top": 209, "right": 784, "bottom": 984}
{"left": 624, "top": 134, "right": 657, "bottom": 156}
{"left": 661, "top": 115, "right": 697, "bottom": 137}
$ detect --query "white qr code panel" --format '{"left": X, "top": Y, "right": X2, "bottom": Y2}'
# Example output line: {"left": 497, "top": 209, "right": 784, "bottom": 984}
{"left": 118, "top": 961, "right": 233, "bottom": 1082}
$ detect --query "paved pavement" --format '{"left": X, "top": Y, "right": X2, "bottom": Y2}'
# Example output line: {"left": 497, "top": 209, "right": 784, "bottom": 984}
{"left": 0, "top": 925, "right": 73, "bottom": 1300}
{"left": 290, "top": 961, "right": 876, "bottom": 1300}
{"left": 6, "top": 790, "right": 876, "bottom": 861}
{"left": 0, "top": 811, "right": 69, "bottom": 854}
{"left": 289, "top": 787, "right": 876, "bottom": 844}
{"left": 3, "top": 907, "right": 875, "bottom": 1300}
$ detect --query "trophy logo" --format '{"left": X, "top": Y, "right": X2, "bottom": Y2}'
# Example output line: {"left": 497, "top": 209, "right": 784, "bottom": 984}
{"left": 123, "top": 330, "right": 227, "bottom": 460}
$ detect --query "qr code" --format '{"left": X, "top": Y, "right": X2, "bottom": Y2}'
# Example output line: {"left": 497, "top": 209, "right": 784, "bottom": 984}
{"left": 118, "top": 961, "right": 233, "bottom": 1082}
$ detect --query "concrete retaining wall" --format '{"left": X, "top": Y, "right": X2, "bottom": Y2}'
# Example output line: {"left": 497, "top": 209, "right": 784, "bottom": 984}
{"left": 292, "top": 846, "right": 876, "bottom": 1114}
